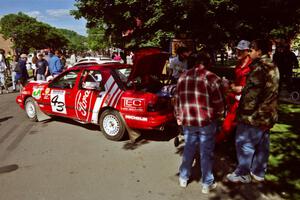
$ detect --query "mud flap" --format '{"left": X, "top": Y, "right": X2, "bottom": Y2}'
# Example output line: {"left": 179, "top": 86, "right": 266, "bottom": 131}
{"left": 35, "top": 103, "right": 51, "bottom": 122}
{"left": 119, "top": 114, "right": 141, "bottom": 143}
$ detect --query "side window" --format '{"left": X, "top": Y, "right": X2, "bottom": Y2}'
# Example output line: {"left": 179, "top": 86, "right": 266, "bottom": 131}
{"left": 49, "top": 70, "right": 80, "bottom": 89}
{"left": 79, "top": 70, "right": 104, "bottom": 91}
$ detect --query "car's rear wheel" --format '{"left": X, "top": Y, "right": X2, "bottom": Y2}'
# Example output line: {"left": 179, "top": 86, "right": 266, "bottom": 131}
{"left": 290, "top": 91, "right": 300, "bottom": 101}
{"left": 25, "top": 97, "right": 38, "bottom": 121}
{"left": 99, "top": 109, "right": 126, "bottom": 141}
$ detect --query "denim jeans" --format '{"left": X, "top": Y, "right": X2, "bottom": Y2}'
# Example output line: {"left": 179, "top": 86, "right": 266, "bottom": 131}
{"left": 234, "top": 123, "right": 270, "bottom": 178}
{"left": 179, "top": 122, "right": 217, "bottom": 186}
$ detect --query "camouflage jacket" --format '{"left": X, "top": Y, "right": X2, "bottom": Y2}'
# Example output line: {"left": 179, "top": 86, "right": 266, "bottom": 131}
{"left": 237, "top": 55, "right": 280, "bottom": 129}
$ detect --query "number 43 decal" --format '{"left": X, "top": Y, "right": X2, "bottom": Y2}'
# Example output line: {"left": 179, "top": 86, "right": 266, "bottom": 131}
{"left": 51, "top": 95, "right": 65, "bottom": 112}
{"left": 50, "top": 90, "right": 67, "bottom": 114}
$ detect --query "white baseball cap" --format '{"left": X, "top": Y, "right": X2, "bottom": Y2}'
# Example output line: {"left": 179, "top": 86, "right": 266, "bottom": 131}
{"left": 236, "top": 40, "right": 250, "bottom": 50}
{"left": 20, "top": 53, "right": 27, "bottom": 58}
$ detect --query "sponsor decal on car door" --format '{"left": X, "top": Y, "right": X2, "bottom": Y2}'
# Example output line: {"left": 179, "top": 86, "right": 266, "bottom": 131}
{"left": 50, "top": 90, "right": 67, "bottom": 114}
{"left": 75, "top": 90, "right": 94, "bottom": 121}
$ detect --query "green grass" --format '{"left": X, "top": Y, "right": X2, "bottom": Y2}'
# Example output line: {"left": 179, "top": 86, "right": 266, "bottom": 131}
{"left": 267, "top": 103, "right": 300, "bottom": 199}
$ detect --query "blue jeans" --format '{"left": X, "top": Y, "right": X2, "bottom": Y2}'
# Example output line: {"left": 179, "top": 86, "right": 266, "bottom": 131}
{"left": 234, "top": 123, "right": 270, "bottom": 178}
{"left": 179, "top": 122, "right": 217, "bottom": 186}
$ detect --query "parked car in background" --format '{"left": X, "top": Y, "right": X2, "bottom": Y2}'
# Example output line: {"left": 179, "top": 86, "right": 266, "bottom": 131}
{"left": 70, "top": 56, "right": 121, "bottom": 68}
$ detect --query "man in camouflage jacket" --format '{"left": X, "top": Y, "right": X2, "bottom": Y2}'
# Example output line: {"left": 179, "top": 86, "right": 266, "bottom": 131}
{"left": 227, "top": 39, "right": 280, "bottom": 183}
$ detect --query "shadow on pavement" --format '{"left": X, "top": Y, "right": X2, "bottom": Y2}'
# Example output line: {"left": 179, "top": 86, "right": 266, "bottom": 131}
{"left": 41, "top": 116, "right": 100, "bottom": 131}
{"left": 40, "top": 116, "right": 180, "bottom": 151}
{"left": 0, "top": 116, "right": 13, "bottom": 123}
{"left": 122, "top": 124, "right": 180, "bottom": 150}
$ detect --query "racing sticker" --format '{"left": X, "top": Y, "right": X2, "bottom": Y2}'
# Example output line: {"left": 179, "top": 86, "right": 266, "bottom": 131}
{"left": 50, "top": 90, "right": 67, "bottom": 114}
{"left": 75, "top": 90, "right": 93, "bottom": 121}
{"left": 122, "top": 98, "right": 145, "bottom": 112}
{"left": 124, "top": 115, "right": 148, "bottom": 122}
{"left": 32, "top": 87, "right": 43, "bottom": 100}
{"left": 44, "top": 88, "right": 51, "bottom": 99}
{"left": 45, "top": 88, "right": 50, "bottom": 95}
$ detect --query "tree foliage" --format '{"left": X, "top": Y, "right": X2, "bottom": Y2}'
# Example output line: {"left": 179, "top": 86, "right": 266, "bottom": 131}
{"left": 58, "top": 28, "right": 88, "bottom": 52}
{"left": 0, "top": 13, "right": 84, "bottom": 53}
{"left": 71, "top": 0, "right": 300, "bottom": 49}
{"left": 86, "top": 25, "right": 110, "bottom": 51}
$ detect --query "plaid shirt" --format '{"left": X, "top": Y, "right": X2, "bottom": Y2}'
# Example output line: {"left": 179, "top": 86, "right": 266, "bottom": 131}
{"left": 174, "top": 65, "right": 225, "bottom": 127}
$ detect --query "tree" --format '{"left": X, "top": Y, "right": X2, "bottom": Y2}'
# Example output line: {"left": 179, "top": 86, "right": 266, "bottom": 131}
{"left": 58, "top": 28, "right": 88, "bottom": 52}
{"left": 86, "top": 25, "right": 110, "bottom": 51}
{"left": 0, "top": 13, "right": 68, "bottom": 53}
{"left": 71, "top": 0, "right": 300, "bottom": 49}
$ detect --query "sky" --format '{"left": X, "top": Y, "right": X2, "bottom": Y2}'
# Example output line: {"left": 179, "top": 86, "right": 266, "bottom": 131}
{"left": 0, "top": 0, "right": 87, "bottom": 36}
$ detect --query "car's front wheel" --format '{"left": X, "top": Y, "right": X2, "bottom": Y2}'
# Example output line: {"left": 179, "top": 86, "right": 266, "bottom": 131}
{"left": 25, "top": 97, "right": 38, "bottom": 121}
{"left": 99, "top": 110, "right": 126, "bottom": 141}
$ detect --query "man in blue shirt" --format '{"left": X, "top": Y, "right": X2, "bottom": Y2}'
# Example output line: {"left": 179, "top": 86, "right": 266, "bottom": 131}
{"left": 15, "top": 54, "right": 29, "bottom": 88}
{"left": 49, "top": 50, "right": 62, "bottom": 76}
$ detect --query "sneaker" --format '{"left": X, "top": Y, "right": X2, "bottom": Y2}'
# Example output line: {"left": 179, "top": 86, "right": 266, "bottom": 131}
{"left": 250, "top": 172, "right": 264, "bottom": 182}
{"left": 179, "top": 177, "right": 187, "bottom": 188}
{"left": 226, "top": 172, "right": 251, "bottom": 183}
{"left": 202, "top": 182, "right": 217, "bottom": 194}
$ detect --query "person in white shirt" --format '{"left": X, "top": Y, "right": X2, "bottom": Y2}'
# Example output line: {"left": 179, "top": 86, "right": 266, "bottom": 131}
{"left": 0, "top": 50, "right": 8, "bottom": 94}
{"left": 70, "top": 52, "right": 77, "bottom": 66}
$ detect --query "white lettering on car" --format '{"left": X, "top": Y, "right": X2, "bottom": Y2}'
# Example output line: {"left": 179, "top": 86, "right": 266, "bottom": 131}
{"left": 124, "top": 115, "right": 148, "bottom": 122}
{"left": 76, "top": 90, "right": 91, "bottom": 117}
{"left": 124, "top": 98, "right": 143, "bottom": 107}
{"left": 122, "top": 98, "right": 145, "bottom": 111}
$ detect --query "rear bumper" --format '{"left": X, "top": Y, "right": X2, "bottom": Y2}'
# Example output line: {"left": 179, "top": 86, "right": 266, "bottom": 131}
{"left": 122, "top": 111, "right": 175, "bottom": 130}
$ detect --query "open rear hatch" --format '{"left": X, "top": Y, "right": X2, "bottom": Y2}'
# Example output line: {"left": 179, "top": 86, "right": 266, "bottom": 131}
{"left": 128, "top": 47, "right": 169, "bottom": 81}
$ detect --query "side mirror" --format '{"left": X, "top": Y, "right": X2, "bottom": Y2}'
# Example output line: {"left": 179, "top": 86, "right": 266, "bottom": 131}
{"left": 82, "top": 81, "right": 100, "bottom": 90}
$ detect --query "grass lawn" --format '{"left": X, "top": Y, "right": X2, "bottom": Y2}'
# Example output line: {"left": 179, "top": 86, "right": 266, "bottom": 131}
{"left": 267, "top": 103, "right": 300, "bottom": 199}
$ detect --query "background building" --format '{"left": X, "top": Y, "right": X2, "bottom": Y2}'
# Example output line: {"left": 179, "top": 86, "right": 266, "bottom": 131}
{"left": 0, "top": 33, "right": 13, "bottom": 54}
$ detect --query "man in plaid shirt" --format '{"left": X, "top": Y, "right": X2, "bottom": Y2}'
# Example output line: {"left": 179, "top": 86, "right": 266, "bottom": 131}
{"left": 175, "top": 50, "right": 224, "bottom": 194}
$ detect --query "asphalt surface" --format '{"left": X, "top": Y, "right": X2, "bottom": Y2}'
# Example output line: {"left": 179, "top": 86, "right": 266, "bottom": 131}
{"left": 0, "top": 92, "right": 282, "bottom": 200}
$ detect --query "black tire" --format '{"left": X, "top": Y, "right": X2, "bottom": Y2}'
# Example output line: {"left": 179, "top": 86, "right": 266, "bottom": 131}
{"left": 99, "top": 109, "right": 126, "bottom": 141}
{"left": 25, "top": 97, "right": 38, "bottom": 121}
{"left": 290, "top": 91, "right": 300, "bottom": 101}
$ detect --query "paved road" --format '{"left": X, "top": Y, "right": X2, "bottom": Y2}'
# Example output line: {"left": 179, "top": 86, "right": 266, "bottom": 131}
{"left": 0, "top": 93, "right": 281, "bottom": 200}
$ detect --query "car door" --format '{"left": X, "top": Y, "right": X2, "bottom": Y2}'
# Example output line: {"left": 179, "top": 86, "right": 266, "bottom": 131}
{"left": 74, "top": 69, "right": 104, "bottom": 122}
{"left": 44, "top": 70, "right": 81, "bottom": 118}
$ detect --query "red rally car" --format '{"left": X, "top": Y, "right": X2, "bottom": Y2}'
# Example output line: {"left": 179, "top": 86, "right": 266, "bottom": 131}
{"left": 16, "top": 48, "right": 175, "bottom": 141}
